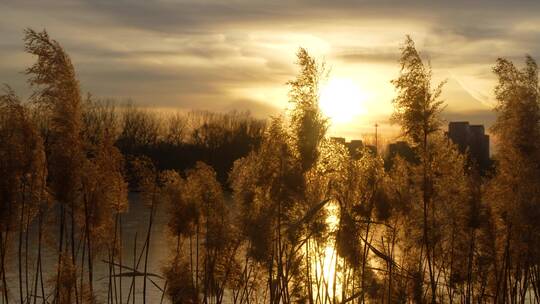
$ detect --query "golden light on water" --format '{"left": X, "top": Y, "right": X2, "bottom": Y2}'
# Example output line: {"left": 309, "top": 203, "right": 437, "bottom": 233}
{"left": 312, "top": 201, "right": 343, "bottom": 301}
{"left": 319, "top": 78, "right": 367, "bottom": 123}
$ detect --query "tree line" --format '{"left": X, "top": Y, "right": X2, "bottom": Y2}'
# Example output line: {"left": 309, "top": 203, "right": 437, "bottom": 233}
{"left": 1, "top": 29, "right": 539, "bottom": 304}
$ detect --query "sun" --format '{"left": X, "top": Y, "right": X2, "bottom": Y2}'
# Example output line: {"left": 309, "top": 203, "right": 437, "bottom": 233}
{"left": 319, "top": 78, "right": 367, "bottom": 123}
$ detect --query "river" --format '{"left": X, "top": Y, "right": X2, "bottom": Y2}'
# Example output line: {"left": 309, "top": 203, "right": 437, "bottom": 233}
{"left": 6, "top": 193, "right": 171, "bottom": 303}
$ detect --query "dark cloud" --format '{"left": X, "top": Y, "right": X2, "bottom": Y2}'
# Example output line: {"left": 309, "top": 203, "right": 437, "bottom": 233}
{"left": 6, "top": 0, "right": 539, "bottom": 35}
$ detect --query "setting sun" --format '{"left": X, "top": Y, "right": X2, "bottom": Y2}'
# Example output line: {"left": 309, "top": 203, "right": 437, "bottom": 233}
{"left": 0, "top": 1, "right": 533, "bottom": 302}
{"left": 319, "top": 78, "right": 367, "bottom": 123}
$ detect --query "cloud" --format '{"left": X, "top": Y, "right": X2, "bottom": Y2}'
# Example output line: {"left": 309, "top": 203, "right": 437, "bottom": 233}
{"left": 442, "top": 109, "right": 497, "bottom": 131}
{"left": 1, "top": 0, "right": 539, "bottom": 122}
{"left": 223, "top": 98, "right": 281, "bottom": 117}
{"left": 336, "top": 49, "right": 399, "bottom": 65}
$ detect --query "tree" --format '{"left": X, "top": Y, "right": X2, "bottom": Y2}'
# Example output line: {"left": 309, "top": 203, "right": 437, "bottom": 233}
{"left": 230, "top": 117, "right": 306, "bottom": 303}
{"left": 80, "top": 131, "right": 128, "bottom": 302}
{"left": 25, "top": 28, "right": 131, "bottom": 304}
{"left": 488, "top": 55, "right": 540, "bottom": 303}
{"left": 161, "top": 162, "right": 240, "bottom": 304}
{"left": 117, "top": 103, "right": 161, "bottom": 152}
{"left": 0, "top": 86, "right": 47, "bottom": 303}
{"left": 24, "top": 28, "right": 85, "bottom": 303}
{"left": 165, "top": 112, "right": 188, "bottom": 147}
{"left": 391, "top": 36, "right": 446, "bottom": 303}
{"left": 288, "top": 48, "right": 328, "bottom": 173}
{"left": 230, "top": 48, "right": 330, "bottom": 304}
{"left": 81, "top": 95, "right": 120, "bottom": 150}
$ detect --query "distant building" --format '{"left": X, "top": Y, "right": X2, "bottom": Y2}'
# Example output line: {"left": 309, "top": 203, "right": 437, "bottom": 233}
{"left": 385, "top": 141, "right": 418, "bottom": 170}
{"left": 348, "top": 140, "right": 363, "bottom": 153}
{"left": 330, "top": 137, "right": 346, "bottom": 145}
{"left": 387, "top": 141, "right": 416, "bottom": 161}
{"left": 330, "top": 137, "right": 374, "bottom": 159}
{"left": 364, "top": 144, "right": 377, "bottom": 156}
{"left": 447, "top": 121, "right": 491, "bottom": 172}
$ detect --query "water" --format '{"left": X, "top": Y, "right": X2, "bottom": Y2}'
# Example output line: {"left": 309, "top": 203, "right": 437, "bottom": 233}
{"left": 5, "top": 193, "right": 171, "bottom": 303}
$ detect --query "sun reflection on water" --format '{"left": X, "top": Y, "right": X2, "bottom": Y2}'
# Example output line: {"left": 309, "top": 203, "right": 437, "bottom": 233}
{"left": 311, "top": 200, "right": 342, "bottom": 302}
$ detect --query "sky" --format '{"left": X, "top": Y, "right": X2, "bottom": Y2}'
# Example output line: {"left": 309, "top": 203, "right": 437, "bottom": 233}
{"left": 1, "top": 0, "right": 539, "bottom": 139}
